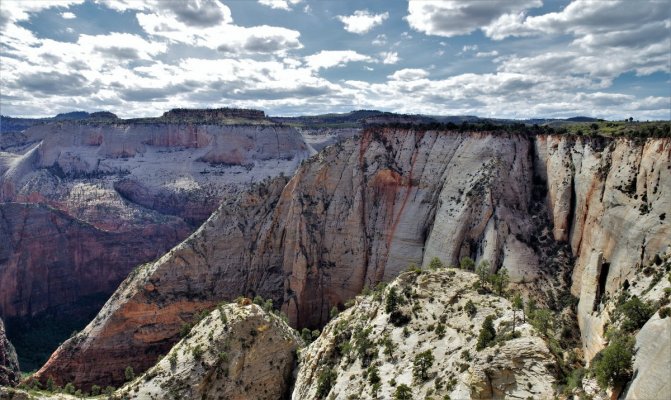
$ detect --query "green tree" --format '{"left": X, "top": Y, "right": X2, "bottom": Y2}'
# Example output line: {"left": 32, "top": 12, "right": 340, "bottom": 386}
{"left": 412, "top": 350, "right": 435, "bottom": 381}
{"left": 465, "top": 299, "right": 477, "bottom": 317}
{"left": 393, "top": 383, "right": 413, "bottom": 400}
{"left": 592, "top": 333, "right": 635, "bottom": 388}
{"left": 329, "top": 306, "right": 339, "bottom": 320}
{"left": 124, "top": 366, "right": 135, "bottom": 382}
{"left": 460, "top": 256, "right": 475, "bottom": 271}
{"left": 512, "top": 292, "right": 524, "bottom": 333}
{"left": 90, "top": 385, "right": 101, "bottom": 396}
{"left": 385, "top": 287, "right": 400, "bottom": 313}
{"left": 428, "top": 257, "right": 444, "bottom": 270}
{"left": 316, "top": 367, "right": 337, "bottom": 398}
{"left": 46, "top": 377, "right": 55, "bottom": 392}
{"left": 533, "top": 309, "right": 552, "bottom": 336}
{"left": 476, "top": 260, "right": 490, "bottom": 287}
{"left": 489, "top": 267, "right": 509, "bottom": 295}
{"left": 619, "top": 296, "right": 654, "bottom": 332}
{"left": 476, "top": 315, "right": 496, "bottom": 350}
{"left": 63, "top": 383, "right": 75, "bottom": 395}
{"left": 526, "top": 298, "right": 537, "bottom": 320}
{"left": 301, "top": 328, "right": 313, "bottom": 343}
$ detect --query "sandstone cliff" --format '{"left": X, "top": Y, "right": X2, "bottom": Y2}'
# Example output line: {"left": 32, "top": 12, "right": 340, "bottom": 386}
{"left": 112, "top": 302, "right": 301, "bottom": 400}
{"left": 0, "top": 317, "right": 20, "bottom": 387}
{"left": 293, "top": 268, "right": 556, "bottom": 400}
{"left": 0, "top": 121, "right": 310, "bottom": 363}
{"left": 34, "top": 128, "right": 670, "bottom": 389}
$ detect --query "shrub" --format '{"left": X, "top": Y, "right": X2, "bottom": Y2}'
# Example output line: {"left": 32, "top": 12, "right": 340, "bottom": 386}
{"left": 46, "top": 377, "right": 55, "bottom": 392}
{"left": 330, "top": 306, "right": 339, "bottom": 320}
{"left": 460, "top": 257, "right": 475, "bottom": 271}
{"left": 63, "top": 382, "right": 75, "bottom": 395}
{"left": 394, "top": 383, "right": 413, "bottom": 400}
{"left": 316, "top": 367, "right": 337, "bottom": 398}
{"left": 169, "top": 352, "right": 177, "bottom": 368}
{"left": 413, "top": 350, "right": 435, "bottom": 381}
{"left": 90, "top": 384, "right": 101, "bottom": 396}
{"left": 386, "top": 287, "right": 400, "bottom": 313}
{"left": 592, "top": 332, "right": 635, "bottom": 388}
{"left": 429, "top": 257, "right": 444, "bottom": 270}
{"left": 465, "top": 300, "right": 477, "bottom": 317}
{"left": 367, "top": 364, "right": 381, "bottom": 385}
{"left": 192, "top": 345, "right": 204, "bottom": 360}
{"left": 659, "top": 307, "right": 671, "bottom": 319}
{"left": 532, "top": 308, "right": 552, "bottom": 336}
{"left": 488, "top": 267, "right": 509, "bottom": 295}
{"left": 476, "top": 315, "right": 496, "bottom": 350}
{"left": 301, "top": 328, "right": 313, "bottom": 343}
{"left": 389, "top": 310, "right": 411, "bottom": 326}
{"left": 619, "top": 296, "right": 654, "bottom": 332}
{"left": 124, "top": 366, "right": 135, "bottom": 382}
{"left": 435, "top": 322, "right": 446, "bottom": 338}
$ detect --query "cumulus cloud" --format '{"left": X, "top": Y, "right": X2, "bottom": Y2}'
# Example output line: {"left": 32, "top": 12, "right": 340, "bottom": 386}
{"left": 305, "top": 50, "right": 373, "bottom": 70}
{"left": 0, "top": 0, "right": 84, "bottom": 29}
{"left": 337, "top": 10, "right": 389, "bottom": 34}
{"left": 380, "top": 51, "right": 400, "bottom": 64}
{"left": 61, "top": 11, "right": 76, "bottom": 19}
{"left": 258, "top": 0, "right": 302, "bottom": 11}
{"left": 406, "top": 0, "right": 541, "bottom": 37}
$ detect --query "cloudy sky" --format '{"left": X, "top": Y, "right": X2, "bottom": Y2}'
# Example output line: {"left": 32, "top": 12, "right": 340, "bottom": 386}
{"left": 1, "top": 0, "right": 669, "bottom": 119}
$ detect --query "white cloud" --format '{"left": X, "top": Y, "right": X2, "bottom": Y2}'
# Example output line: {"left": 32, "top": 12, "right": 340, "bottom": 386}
{"left": 337, "top": 10, "right": 389, "bottom": 35}
{"left": 0, "top": 0, "right": 84, "bottom": 27}
{"left": 137, "top": 10, "right": 302, "bottom": 54}
{"left": 258, "top": 0, "right": 302, "bottom": 11}
{"left": 462, "top": 44, "right": 478, "bottom": 52}
{"left": 372, "top": 34, "right": 387, "bottom": 46}
{"left": 61, "top": 11, "right": 76, "bottom": 19}
{"left": 388, "top": 68, "right": 429, "bottom": 81}
{"left": 475, "top": 50, "right": 499, "bottom": 58}
{"left": 305, "top": 50, "right": 373, "bottom": 70}
{"left": 406, "top": 0, "right": 542, "bottom": 37}
{"left": 380, "top": 51, "right": 400, "bottom": 64}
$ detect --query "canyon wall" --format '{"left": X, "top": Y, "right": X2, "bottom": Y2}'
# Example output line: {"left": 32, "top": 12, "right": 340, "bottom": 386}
{"left": 0, "top": 317, "right": 20, "bottom": 386}
{"left": 33, "top": 128, "right": 670, "bottom": 389}
{"left": 0, "top": 122, "right": 310, "bottom": 322}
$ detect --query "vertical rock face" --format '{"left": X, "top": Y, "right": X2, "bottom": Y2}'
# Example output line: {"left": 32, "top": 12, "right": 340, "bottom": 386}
{"left": 114, "top": 303, "right": 301, "bottom": 400}
{"left": 624, "top": 313, "right": 671, "bottom": 400}
{"left": 0, "top": 122, "right": 310, "bottom": 323}
{"left": 292, "top": 269, "right": 556, "bottom": 400}
{"left": 534, "top": 136, "right": 671, "bottom": 360}
{"left": 33, "top": 128, "right": 670, "bottom": 389}
{"left": 0, "top": 318, "right": 20, "bottom": 386}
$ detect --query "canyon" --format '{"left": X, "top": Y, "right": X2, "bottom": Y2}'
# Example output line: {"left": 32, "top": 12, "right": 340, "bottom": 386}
{"left": 25, "top": 124, "right": 669, "bottom": 395}
{"left": 0, "top": 110, "right": 313, "bottom": 369}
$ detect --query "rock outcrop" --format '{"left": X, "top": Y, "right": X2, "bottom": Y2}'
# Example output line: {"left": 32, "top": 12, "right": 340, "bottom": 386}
{"left": 34, "top": 128, "right": 670, "bottom": 389}
{"left": 293, "top": 268, "right": 556, "bottom": 400}
{"left": 113, "top": 302, "right": 301, "bottom": 400}
{"left": 0, "top": 317, "right": 20, "bottom": 387}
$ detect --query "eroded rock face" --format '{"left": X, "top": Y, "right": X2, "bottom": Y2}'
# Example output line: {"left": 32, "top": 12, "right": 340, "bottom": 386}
{"left": 624, "top": 313, "right": 671, "bottom": 400}
{"left": 534, "top": 136, "right": 671, "bottom": 360}
{"left": 0, "top": 203, "right": 187, "bottom": 320}
{"left": 113, "top": 303, "right": 301, "bottom": 400}
{"left": 34, "top": 129, "right": 670, "bottom": 389}
{"left": 0, "top": 318, "right": 20, "bottom": 386}
{"left": 293, "top": 269, "right": 556, "bottom": 400}
{"left": 0, "top": 122, "right": 310, "bottom": 323}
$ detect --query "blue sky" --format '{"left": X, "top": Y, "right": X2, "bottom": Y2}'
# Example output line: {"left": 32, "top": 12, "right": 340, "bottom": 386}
{"left": 0, "top": 0, "right": 669, "bottom": 119}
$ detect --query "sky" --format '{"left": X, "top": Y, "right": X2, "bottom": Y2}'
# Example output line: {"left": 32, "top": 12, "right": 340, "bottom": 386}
{"left": 0, "top": 0, "right": 669, "bottom": 120}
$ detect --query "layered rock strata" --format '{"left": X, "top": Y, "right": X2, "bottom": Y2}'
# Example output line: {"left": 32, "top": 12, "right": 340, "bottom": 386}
{"left": 34, "top": 128, "right": 670, "bottom": 389}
